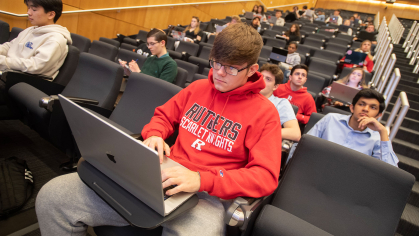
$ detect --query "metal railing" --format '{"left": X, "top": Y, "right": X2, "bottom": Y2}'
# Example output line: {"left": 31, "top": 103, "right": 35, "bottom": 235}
{"left": 405, "top": 24, "right": 419, "bottom": 53}
{"left": 0, "top": 0, "right": 263, "bottom": 16}
{"left": 382, "top": 68, "right": 401, "bottom": 109}
{"left": 377, "top": 53, "right": 397, "bottom": 93}
{"left": 385, "top": 91, "right": 410, "bottom": 141}
{"left": 388, "top": 14, "right": 404, "bottom": 44}
{"left": 372, "top": 45, "right": 394, "bottom": 85}
{"left": 374, "top": 36, "right": 391, "bottom": 71}
{"left": 407, "top": 35, "right": 419, "bottom": 59}
{"left": 403, "top": 21, "right": 417, "bottom": 48}
{"left": 413, "top": 58, "right": 419, "bottom": 73}
{"left": 374, "top": 11, "right": 380, "bottom": 30}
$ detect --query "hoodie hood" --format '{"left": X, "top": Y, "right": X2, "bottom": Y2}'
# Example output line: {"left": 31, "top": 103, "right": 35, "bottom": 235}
{"left": 285, "top": 80, "right": 308, "bottom": 93}
{"left": 32, "top": 24, "right": 72, "bottom": 45}
{"left": 207, "top": 68, "right": 266, "bottom": 100}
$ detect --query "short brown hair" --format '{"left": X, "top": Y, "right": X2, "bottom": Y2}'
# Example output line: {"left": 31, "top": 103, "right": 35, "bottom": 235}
{"left": 260, "top": 64, "right": 284, "bottom": 85}
{"left": 147, "top": 28, "right": 167, "bottom": 46}
{"left": 231, "top": 15, "right": 241, "bottom": 22}
{"left": 210, "top": 23, "right": 263, "bottom": 66}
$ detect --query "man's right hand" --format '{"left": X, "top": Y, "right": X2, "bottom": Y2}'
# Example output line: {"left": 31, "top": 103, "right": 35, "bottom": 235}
{"left": 143, "top": 136, "right": 171, "bottom": 164}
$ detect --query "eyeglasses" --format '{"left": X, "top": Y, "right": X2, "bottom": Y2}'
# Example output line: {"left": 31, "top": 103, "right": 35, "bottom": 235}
{"left": 209, "top": 60, "right": 249, "bottom": 76}
{"left": 146, "top": 41, "right": 160, "bottom": 47}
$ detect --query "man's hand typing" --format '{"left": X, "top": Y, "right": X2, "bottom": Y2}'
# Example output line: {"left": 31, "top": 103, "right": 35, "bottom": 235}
{"left": 161, "top": 167, "right": 201, "bottom": 196}
{"left": 143, "top": 136, "right": 170, "bottom": 164}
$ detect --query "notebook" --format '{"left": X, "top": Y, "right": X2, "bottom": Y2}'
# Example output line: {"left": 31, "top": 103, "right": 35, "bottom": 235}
{"left": 59, "top": 95, "right": 195, "bottom": 216}
{"left": 344, "top": 50, "right": 368, "bottom": 66}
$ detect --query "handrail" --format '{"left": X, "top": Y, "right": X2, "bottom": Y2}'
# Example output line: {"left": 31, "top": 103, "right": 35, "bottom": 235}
{"left": 0, "top": 0, "right": 262, "bottom": 17}
{"left": 377, "top": 53, "right": 396, "bottom": 93}
{"left": 372, "top": 44, "right": 393, "bottom": 85}
{"left": 266, "top": 2, "right": 309, "bottom": 9}
{"left": 407, "top": 35, "right": 419, "bottom": 59}
{"left": 383, "top": 68, "right": 401, "bottom": 109}
{"left": 385, "top": 91, "right": 409, "bottom": 141}
{"left": 403, "top": 21, "right": 417, "bottom": 48}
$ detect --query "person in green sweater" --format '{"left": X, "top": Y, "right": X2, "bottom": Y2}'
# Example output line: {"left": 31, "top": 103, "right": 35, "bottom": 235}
{"left": 119, "top": 29, "right": 178, "bottom": 83}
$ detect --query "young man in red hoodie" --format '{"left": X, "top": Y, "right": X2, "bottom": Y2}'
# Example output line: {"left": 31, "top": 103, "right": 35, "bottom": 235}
{"left": 36, "top": 23, "right": 283, "bottom": 236}
{"left": 274, "top": 64, "right": 316, "bottom": 124}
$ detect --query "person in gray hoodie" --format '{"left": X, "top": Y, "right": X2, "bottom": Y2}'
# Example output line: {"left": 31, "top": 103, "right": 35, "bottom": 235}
{"left": 0, "top": 0, "right": 72, "bottom": 79}
{"left": 278, "top": 41, "right": 301, "bottom": 82}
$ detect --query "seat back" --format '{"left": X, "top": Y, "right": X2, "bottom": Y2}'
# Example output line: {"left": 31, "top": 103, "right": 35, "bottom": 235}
{"left": 265, "top": 38, "right": 286, "bottom": 48}
{"left": 336, "top": 33, "right": 354, "bottom": 42}
{"left": 166, "top": 37, "right": 175, "bottom": 51}
{"left": 202, "top": 67, "right": 210, "bottom": 76}
{"left": 272, "top": 25, "right": 287, "bottom": 34}
{"left": 307, "top": 33, "right": 327, "bottom": 41}
{"left": 89, "top": 40, "right": 118, "bottom": 61}
{"left": 116, "top": 49, "right": 147, "bottom": 68}
{"left": 296, "top": 44, "right": 316, "bottom": 56}
{"left": 271, "top": 134, "right": 414, "bottom": 236}
{"left": 328, "top": 37, "right": 350, "bottom": 46}
{"left": 304, "top": 112, "right": 325, "bottom": 134}
{"left": 322, "top": 106, "right": 351, "bottom": 115}
{"left": 70, "top": 33, "right": 91, "bottom": 52}
{"left": 136, "top": 30, "right": 148, "bottom": 42}
{"left": 292, "top": 104, "right": 298, "bottom": 115}
{"left": 175, "top": 41, "right": 200, "bottom": 56}
{"left": 312, "top": 49, "right": 343, "bottom": 63}
{"left": 0, "top": 20, "right": 10, "bottom": 44}
{"left": 199, "top": 46, "right": 212, "bottom": 60}
{"left": 8, "top": 27, "right": 23, "bottom": 42}
{"left": 175, "top": 59, "right": 198, "bottom": 83}
{"left": 305, "top": 73, "right": 326, "bottom": 95}
{"left": 263, "top": 29, "right": 280, "bottom": 38}
{"left": 325, "top": 42, "right": 348, "bottom": 54}
{"left": 53, "top": 45, "right": 81, "bottom": 86}
{"left": 123, "top": 37, "right": 138, "bottom": 46}
{"left": 207, "top": 35, "right": 216, "bottom": 44}
{"left": 99, "top": 37, "right": 120, "bottom": 47}
{"left": 109, "top": 73, "right": 182, "bottom": 133}
{"left": 303, "top": 38, "right": 324, "bottom": 48}
{"left": 260, "top": 46, "right": 272, "bottom": 59}
{"left": 119, "top": 43, "right": 137, "bottom": 52}
{"left": 308, "top": 58, "right": 337, "bottom": 78}
{"left": 62, "top": 53, "right": 123, "bottom": 110}
{"left": 174, "top": 67, "right": 188, "bottom": 88}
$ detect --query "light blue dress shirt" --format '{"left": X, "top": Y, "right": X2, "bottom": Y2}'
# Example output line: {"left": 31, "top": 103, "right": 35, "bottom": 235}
{"left": 268, "top": 95, "right": 297, "bottom": 126}
{"left": 289, "top": 113, "right": 399, "bottom": 167}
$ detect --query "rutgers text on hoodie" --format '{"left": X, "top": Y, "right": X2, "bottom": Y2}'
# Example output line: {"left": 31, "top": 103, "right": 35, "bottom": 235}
{"left": 141, "top": 69, "right": 282, "bottom": 199}
{"left": 0, "top": 24, "right": 72, "bottom": 79}
{"left": 274, "top": 80, "right": 317, "bottom": 124}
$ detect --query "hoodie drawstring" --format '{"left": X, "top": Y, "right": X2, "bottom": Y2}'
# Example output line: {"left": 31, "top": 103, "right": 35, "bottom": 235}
{"left": 220, "top": 95, "right": 230, "bottom": 118}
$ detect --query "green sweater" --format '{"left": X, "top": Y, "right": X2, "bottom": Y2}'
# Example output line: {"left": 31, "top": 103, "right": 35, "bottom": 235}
{"left": 141, "top": 53, "right": 177, "bottom": 83}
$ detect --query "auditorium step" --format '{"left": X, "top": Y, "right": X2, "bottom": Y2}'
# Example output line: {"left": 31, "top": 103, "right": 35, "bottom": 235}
{"left": 388, "top": 98, "right": 419, "bottom": 111}
{"left": 399, "top": 155, "right": 419, "bottom": 181}
{"left": 408, "top": 181, "right": 419, "bottom": 208}
{"left": 397, "top": 203, "right": 419, "bottom": 236}
{"left": 392, "top": 138, "right": 419, "bottom": 162}
{"left": 398, "top": 80, "right": 419, "bottom": 89}
{"left": 396, "top": 84, "right": 419, "bottom": 95}
{"left": 393, "top": 126, "right": 419, "bottom": 144}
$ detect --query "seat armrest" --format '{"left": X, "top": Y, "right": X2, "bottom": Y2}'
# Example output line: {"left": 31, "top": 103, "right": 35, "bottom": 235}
{"left": 225, "top": 196, "right": 265, "bottom": 231}
{"left": 252, "top": 205, "right": 333, "bottom": 236}
{"left": 2, "top": 70, "right": 65, "bottom": 95}
{"left": 130, "top": 133, "right": 143, "bottom": 140}
{"left": 282, "top": 139, "right": 294, "bottom": 152}
{"left": 39, "top": 95, "right": 99, "bottom": 112}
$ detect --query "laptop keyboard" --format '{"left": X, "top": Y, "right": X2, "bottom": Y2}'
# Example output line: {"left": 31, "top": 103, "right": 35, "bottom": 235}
{"left": 163, "top": 185, "right": 177, "bottom": 200}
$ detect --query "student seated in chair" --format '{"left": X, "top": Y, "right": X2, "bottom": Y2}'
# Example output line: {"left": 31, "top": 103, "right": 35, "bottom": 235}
{"left": 291, "top": 89, "right": 399, "bottom": 167}
{"left": 274, "top": 64, "right": 317, "bottom": 125}
{"left": 260, "top": 63, "right": 301, "bottom": 142}
{"left": 0, "top": 0, "right": 71, "bottom": 79}
{"left": 278, "top": 42, "right": 301, "bottom": 80}
{"left": 119, "top": 29, "right": 177, "bottom": 83}
{"left": 36, "top": 23, "right": 282, "bottom": 236}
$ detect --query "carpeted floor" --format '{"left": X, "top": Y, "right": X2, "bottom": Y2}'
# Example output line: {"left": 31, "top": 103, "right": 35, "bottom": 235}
{"left": 0, "top": 119, "right": 71, "bottom": 235}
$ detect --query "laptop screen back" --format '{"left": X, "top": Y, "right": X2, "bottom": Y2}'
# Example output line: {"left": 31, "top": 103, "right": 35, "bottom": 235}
{"left": 270, "top": 47, "right": 288, "bottom": 64}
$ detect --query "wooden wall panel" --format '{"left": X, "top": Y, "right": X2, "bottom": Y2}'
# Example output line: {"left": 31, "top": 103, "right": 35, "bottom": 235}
{"left": 315, "top": 0, "right": 419, "bottom": 21}
{"left": 1, "top": 0, "right": 313, "bottom": 41}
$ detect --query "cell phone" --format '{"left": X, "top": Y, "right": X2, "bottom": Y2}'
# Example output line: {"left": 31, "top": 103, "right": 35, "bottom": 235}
{"left": 118, "top": 58, "right": 132, "bottom": 76}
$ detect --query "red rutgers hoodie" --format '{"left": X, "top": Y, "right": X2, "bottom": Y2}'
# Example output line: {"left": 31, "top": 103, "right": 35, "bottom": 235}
{"left": 273, "top": 81, "right": 317, "bottom": 124}
{"left": 141, "top": 69, "right": 282, "bottom": 199}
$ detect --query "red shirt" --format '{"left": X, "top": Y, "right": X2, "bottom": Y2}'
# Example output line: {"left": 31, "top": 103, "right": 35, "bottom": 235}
{"left": 273, "top": 81, "right": 317, "bottom": 124}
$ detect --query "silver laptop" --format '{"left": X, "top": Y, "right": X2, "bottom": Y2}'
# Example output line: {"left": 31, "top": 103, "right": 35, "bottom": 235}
{"left": 329, "top": 82, "right": 361, "bottom": 104}
{"left": 59, "top": 94, "right": 194, "bottom": 216}
{"left": 267, "top": 15, "right": 277, "bottom": 24}
{"left": 172, "top": 30, "right": 185, "bottom": 41}
{"left": 244, "top": 12, "right": 254, "bottom": 19}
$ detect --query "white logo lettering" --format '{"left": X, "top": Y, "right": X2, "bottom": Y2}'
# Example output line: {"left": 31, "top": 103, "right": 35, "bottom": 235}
{"left": 191, "top": 139, "right": 205, "bottom": 151}
{"left": 287, "top": 95, "right": 292, "bottom": 101}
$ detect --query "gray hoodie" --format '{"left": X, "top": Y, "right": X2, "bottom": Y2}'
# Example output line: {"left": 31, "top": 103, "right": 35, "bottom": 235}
{"left": 286, "top": 52, "right": 301, "bottom": 66}
{"left": 0, "top": 24, "right": 72, "bottom": 79}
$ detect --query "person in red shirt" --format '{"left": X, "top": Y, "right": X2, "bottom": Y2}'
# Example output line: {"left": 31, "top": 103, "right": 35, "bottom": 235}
{"left": 341, "top": 40, "right": 374, "bottom": 73}
{"left": 274, "top": 64, "right": 317, "bottom": 124}
{"left": 36, "top": 23, "right": 282, "bottom": 236}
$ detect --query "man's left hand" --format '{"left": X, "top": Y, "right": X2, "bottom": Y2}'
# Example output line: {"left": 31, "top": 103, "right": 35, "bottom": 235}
{"left": 161, "top": 166, "right": 201, "bottom": 196}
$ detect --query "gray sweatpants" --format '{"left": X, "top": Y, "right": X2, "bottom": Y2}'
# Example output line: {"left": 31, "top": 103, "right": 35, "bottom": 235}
{"left": 36, "top": 173, "right": 230, "bottom": 236}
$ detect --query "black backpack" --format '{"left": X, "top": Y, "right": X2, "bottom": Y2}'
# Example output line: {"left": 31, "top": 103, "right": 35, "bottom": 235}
{"left": 0, "top": 156, "right": 34, "bottom": 219}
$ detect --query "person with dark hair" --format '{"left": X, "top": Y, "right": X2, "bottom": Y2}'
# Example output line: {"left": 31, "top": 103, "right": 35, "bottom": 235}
{"left": 256, "top": 5, "right": 267, "bottom": 22}
{"left": 278, "top": 42, "right": 301, "bottom": 80}
{"left": 290, "top": 89, "right": 399, "bottom": 167}
{"left": 37, "top": 23, "right": 283, "bottom": 236}
{"left": 282, "top": 23, "right": 301, "bottom": 45}
{"left": 285, "top": 6, "right": 300, "bottom": 22}
{"left": 315, "top": 10, "right": 325, "bottom": 21}
{"left": 274, "top": 64, "right": 316, "bottom": 124}
{"left": 183, "top": 16, "right": 204, "bottom": 44}
{"left": 301, "top": 6, "right": 316, "bottom": 21}
{"left": 252, "top": 4, "right": 259, "bottom": 13}
{"left": 0, "top": 0, "right": 71, "bottom": 79}
{"left": 271, "top": 10, "right": 285, "bottom": 27}
{"left": 260, "top": 64, "right": 301, "bottom": 141}
{"left": 325, "top": 10, "right": 343, "bottom": 25}
{"left": 119, "top": 28, "right": 177, "bottom": 83}
{"left": 251, "top": 16, "right": 261, "bottom": 31}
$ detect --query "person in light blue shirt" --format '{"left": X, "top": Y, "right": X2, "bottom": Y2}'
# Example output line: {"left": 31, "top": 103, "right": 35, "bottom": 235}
{"left": 260, "top": 63, "right": 301, "bottom": 142}
{"left": 289, "top": 89, "right": 399, "bottom": 167}
{"left": 315, "top": 11, "right": 325, "bottom": 22}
